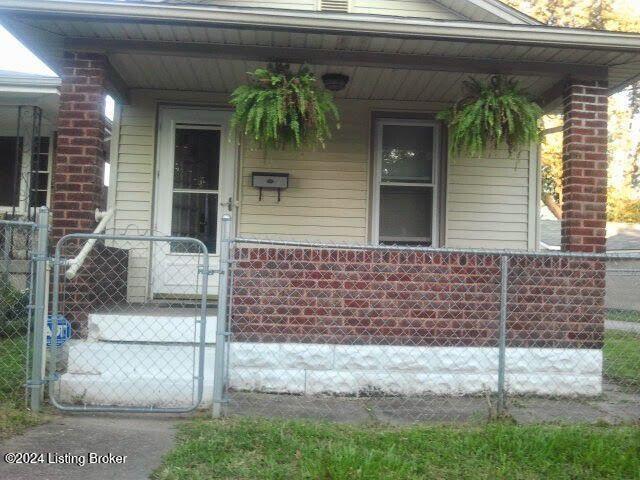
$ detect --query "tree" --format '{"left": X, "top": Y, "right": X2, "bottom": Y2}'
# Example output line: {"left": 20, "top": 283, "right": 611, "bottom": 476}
{"left": 505, "top": 0, "right": 640, "bottom": 222}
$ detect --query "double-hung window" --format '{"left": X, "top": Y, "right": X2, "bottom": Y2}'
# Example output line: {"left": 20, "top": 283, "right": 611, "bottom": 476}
{"left": 373, "top": 119, "right": 440, "bottom": 246}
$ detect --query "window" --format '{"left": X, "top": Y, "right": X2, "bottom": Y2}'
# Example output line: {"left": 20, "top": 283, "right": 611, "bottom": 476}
{"left": 373, "top": 120, "right": 440, "bottom": 246}
{"left": 31, "top": 137, "right": 51, "bottom": 208}
{"left": 0, "top": 137, "right": 22, "bottom": 207}
{"left": 170, "top": 126, "right": 221, "bottom": 253}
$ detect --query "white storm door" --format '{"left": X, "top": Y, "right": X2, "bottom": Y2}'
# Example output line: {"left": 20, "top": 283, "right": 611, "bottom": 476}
{"left": 153, "top": 107, "right": 236, "bottom": 296}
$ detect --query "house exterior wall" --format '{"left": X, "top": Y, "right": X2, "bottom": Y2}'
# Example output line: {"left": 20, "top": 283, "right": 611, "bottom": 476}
{"left": 108, "top": 90, "right": 539, "bottom": 299}
{"left": 350, "top": 0, "right": 460, "bottom": 18}
{"left": 446, "top": 145, "right": 538, "bottom": 250}
{"left": 170, "top": 0, "right": 461, "bottom": 19}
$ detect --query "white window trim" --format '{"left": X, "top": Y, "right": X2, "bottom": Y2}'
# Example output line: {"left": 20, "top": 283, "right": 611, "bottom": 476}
{"left": 371, "top": 118, "right": 441, "bottom": 247}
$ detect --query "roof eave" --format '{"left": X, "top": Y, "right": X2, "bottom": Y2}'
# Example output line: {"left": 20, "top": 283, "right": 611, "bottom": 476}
{"left": 2, "top": 1, "right": 640, "bottom": 51}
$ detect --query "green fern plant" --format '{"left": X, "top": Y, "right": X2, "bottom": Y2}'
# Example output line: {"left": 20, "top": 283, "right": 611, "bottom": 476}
{"left": 230, "top": 63, "right": 340, "bottom": 150}
{"left": 437, "top": 76, "right": 543, "bottom": 158}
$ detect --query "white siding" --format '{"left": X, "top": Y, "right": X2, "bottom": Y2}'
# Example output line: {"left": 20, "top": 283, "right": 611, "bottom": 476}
{"left": 109, "top": 91, "right": 538, "bottom": 298}
{"left": 239, "top": 102, "right": 370, "bottom": 243}
{"left": 445, "top": 146, "right": 537, "bottom": 250}
{"left": 351, "top": 0, "right": 460, "bottom": 18}
{"left": 209, "top": 0, "right": 316, "bottom": 11}
{"left": 191, "top": 0, "right": 462, "bottom": 19}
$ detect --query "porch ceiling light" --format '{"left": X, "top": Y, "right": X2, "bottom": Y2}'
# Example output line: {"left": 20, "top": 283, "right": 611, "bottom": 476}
{"left": 322, "top": 73, "right": 349, "bottom": 92}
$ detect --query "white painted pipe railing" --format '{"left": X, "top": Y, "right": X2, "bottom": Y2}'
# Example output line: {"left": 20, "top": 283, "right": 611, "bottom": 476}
{"left": 65, "top": 209, "right": 114, "bottom": 280}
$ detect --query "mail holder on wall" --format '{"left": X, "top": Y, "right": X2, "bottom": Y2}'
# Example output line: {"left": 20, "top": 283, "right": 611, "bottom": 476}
{"left": 252, "top": 172, "right": 290, "bottom": 202}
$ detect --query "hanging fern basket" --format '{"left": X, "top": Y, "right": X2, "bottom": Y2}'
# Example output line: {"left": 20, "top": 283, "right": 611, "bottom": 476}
{"left": 230, "top": 63, "right": 340, "bottom": 151}
{"left": 437, "top": 75, "right": 543, "bottom": 158}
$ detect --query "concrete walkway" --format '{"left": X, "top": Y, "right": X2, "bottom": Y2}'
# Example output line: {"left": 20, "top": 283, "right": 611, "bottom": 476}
{"left": 0, "top": 414, "right": 179, "bottom": 480}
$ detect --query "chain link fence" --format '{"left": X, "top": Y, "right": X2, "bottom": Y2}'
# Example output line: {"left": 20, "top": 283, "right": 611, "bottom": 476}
{"left": 221, "top": 236, "right": 640, "bottom": 424}
{"left": 2, "top": 211, "right": 638, "bottom": 423}
{"left": 48, "top": 233, "right": 212, "bottom": 413}
{"left": 0, "top": 220, "right": 36, "bottom": 407}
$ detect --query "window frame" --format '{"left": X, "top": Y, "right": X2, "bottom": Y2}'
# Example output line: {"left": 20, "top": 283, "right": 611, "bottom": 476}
{"left": 371, "top": 118, "right": 441, "bottom": 247}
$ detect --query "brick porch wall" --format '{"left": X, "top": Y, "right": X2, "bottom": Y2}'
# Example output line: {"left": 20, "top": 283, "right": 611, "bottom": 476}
{"left": 230, "top": 248, "right": 605, "bottom": 349}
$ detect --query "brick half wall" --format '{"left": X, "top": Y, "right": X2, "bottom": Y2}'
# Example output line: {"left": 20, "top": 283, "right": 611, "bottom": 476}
{"left": 230, "top": 247, "right": 605, "bottom": 349}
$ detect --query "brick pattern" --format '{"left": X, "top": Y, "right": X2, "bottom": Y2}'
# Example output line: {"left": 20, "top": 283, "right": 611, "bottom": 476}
{"left": 230, "top": 247, "right": 605, "bottom": 349}
{"left": 61, "top": 243, "right": 129, "bottom": 337}
{"left": 51, "top": 51, "right": 107, "bottom": 243}
{"left": 562, "top": 80, "right": 609, "bottom": 253}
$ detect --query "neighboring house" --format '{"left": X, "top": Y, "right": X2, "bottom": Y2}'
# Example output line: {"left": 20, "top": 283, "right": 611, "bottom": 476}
{"left": 2, "top": 0, "right": 640, "bottom": 407}
{"left": 540, "top": 205, "right": 640, "bottom": 311}
{"left": 0, "top": 70, "right": 60, "bottom": 220}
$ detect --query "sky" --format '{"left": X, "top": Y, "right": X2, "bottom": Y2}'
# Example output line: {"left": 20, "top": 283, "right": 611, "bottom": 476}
{"left": 0, "top": 24, "right": 114, "bottom": 184}
{"left": 0, "top": 24, "right": 116, "bottom": 121}
{"left": 0, "top": 25, "right": 56, "bottom": 76}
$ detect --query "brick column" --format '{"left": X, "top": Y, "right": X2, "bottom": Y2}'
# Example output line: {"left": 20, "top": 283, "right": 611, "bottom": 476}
{"left": 51, "top": 51, "right": 107, "bottom": 243}
{"left": 561, "top": 80, "right": 608, "bottom": 253}
{"left": 51, "top": 52, "right": 109, "bottom": 336}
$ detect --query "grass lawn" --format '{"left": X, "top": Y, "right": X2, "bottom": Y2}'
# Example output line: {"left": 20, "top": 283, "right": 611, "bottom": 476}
{"left": 604, "top": 330, "right": 640, "bottom": 390}
{"left": 0, "top": 403, "right": 41, "bottom": 440}
{"left": 153, "top": 418, "right": 640, "bottom": 480}
{"left": 0, "top": 337, "right": 44, "bottom": 439}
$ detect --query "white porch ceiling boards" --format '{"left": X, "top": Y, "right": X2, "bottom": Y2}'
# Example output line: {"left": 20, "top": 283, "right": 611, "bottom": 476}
{"left": 107, "top": 52, "right": 553, "bottom": 103}
{"left": 21, "top": 16, "right": 640, "bottom": 92}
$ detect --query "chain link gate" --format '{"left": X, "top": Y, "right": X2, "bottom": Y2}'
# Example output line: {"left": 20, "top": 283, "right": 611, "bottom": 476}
{"left": 47, "top": 233, "right": 212, "bottom": 413}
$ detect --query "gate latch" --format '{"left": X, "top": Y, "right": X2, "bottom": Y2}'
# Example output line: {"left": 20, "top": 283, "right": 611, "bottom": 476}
{"left": 198, "top": 266, "right": 220, "bottom": 276}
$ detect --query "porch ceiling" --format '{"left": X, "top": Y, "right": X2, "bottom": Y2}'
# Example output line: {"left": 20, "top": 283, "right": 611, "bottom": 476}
{"left": 108, "top": 53, "right": 556, "bottom": 104}
{"left": 4, "top": 13, "right": 640, "bottom": 104}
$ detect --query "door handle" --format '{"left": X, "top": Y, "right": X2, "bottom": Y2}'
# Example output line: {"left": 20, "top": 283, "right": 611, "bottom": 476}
{"left": 220, "top": 197, "right": 233, "bottom": 212}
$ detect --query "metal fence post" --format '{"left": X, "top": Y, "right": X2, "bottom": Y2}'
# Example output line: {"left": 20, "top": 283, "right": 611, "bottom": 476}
{"left": 29, "top": 207, "right": 49, "bottom": 412}
{"left": 497, "top": 255, "right": 508, "bottom": 416}
{"left": 212, "top": 214, "right": 232, "bottom": 418}
{"left": 2, "top": 223, "right": 11, "bottom": 280}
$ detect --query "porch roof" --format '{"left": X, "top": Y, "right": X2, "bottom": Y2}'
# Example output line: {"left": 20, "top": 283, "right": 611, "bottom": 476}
{"left": 2, "top": 0, "right": 640, "bottom": 107}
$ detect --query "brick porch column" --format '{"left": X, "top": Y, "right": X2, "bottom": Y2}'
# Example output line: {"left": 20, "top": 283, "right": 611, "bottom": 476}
{"left": 561, "top": 80, "right": 609, "bottom": 253}
{"left": 51, "top": 51, "right": 107, "bottom": 244}
{"left": 50, "top": 51, "right": 108, "bottom": 336}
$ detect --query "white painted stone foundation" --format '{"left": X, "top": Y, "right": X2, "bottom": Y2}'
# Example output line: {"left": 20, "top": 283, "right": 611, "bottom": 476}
{"left": 57, "top": 314, "right": 604, "bottom": 408}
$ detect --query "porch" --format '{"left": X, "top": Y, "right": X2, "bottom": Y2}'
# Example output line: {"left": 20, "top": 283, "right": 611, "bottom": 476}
{"left": 4, "top": 3, "right": 640, "bottom": 414}
{"left": 4, "top": 15, "right": 621, "bottom": 259}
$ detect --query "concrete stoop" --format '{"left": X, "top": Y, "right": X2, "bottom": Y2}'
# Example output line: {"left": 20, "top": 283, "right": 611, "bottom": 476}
{"left": 56, "top": 314, "right": 604, "bottom": 408}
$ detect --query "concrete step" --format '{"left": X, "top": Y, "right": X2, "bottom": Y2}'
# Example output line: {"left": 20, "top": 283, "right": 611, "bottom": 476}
{"left": 87, "top": 313, "right": 218, "bottom": 344}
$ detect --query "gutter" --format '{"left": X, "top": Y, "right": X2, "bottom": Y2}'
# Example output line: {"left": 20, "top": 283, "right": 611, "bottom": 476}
{"left": 0, "top": 75, "right": 61, "bottom": 89}
{"left": 3, "top": 1, "right": 640, "bottom": 52}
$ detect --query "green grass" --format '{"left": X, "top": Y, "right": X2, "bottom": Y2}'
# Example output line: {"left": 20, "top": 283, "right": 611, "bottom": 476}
{"left": 0, "top": 336, "right": 44, "bottom": 438}
{"left": 0, "top": 403, "right": 42, "bottom": 439}
{"left": 0, "top": 336, "right": 29, "bottom": 402}
{"left": 153, "top": 418, "right": 640, "bottom": 480}
{"left": 604, "top": 330, "right": 640, "bottom": 390}
{"left": 608, "top": 310, "right": 640, "bottom": 324}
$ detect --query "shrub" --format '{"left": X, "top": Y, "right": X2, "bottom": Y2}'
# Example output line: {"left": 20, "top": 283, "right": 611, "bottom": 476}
{"left": 0, "top": 281, "right": 29, "bottom": 338}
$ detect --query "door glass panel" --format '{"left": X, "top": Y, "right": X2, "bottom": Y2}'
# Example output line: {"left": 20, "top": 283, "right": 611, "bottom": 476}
{"left": 379, "top": 185, "right": 432, "bottom": 246}
{"left": 173, "top": 128, "right": 220, "bottom": 190}
{"left": 171, "top": 192, "right": 218, "bottom": 253}
{"left": 381, "top": 125, "right": 434, "bottom": 183}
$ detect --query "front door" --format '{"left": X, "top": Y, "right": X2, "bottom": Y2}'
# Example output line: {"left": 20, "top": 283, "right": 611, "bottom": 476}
{"left": 153, "top": 106, "right": 236, "bottom": 296}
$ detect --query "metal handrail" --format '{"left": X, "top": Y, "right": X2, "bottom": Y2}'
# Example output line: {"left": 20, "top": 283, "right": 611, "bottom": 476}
{"left": 64, "top": 209, "right": 114, "bottom": 280}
